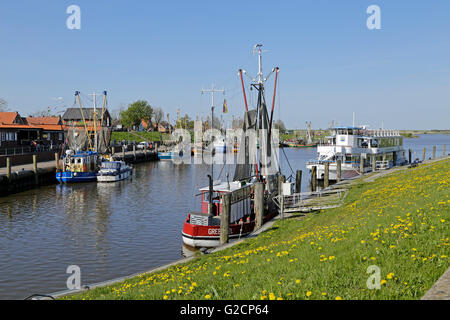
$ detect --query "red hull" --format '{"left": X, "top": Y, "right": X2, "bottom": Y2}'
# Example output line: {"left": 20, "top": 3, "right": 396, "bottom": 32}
{"left": 182, "top": 210, "right": 278, "bottom": 248}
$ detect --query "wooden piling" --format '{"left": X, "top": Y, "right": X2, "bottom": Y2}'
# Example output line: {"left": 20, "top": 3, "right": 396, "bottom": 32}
{"left": 6, "top": 157, "right": 11, "bottom": 180}
{"left": 55, "top": 153, "right": 60, "bottom": 172}
{"left": 112, "top": 146, "right": 115, "bottom": 156}
{"left": 359, "top": 157, "right": 364, "bottom": 176}
{"left": 220, "top": 193, "right": 231, "bottom": 245}
{"left": 433, "top": 146, "right": 436, "bottom": 160}
{"left": 324, "top": 162, "right": 329, "bottom": 188}
{"left": 337, "top": 159, "right": 342, "bottom": 182}
{"left": 408, "top": 149, "right": 412, "bottom": 164}
{"left": 423, "top": 147, "right": 426, "bottom": 162}
{"left": 133, "top": 144, "right": 137, "bottom": 160}
{"left": 33, "top": 155, "right": 38, "bottom": 185}
{"left": 295, "top": 170, "right": 302, "bottom": 194}
{"left": 254, "top": 182, "right": 264, "bottom": 229}
{"left": 310, "top": 166, "right": 317, "bottom": 192}
{"left": 122, "top": 146, "right": 126, "bottom": 162}
{"left": 371, "top": 154, "right": 376, "bottom": 173}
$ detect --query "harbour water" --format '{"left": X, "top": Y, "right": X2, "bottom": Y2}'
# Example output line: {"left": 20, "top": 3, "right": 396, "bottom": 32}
{"left": 0, "top": 135, "right": 447, "bottom": 299}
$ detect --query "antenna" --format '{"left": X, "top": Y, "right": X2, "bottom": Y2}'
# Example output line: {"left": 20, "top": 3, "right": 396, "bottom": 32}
{"left": 201, "top": 83, "right": 225, "bottom": 186}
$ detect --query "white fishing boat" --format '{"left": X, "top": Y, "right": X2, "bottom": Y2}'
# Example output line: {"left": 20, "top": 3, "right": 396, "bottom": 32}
{"left": 97, "top": 161, "right": 132, "bottom": 182}
{"left": 307, "top": 126, "right": 408, "bottom": 181}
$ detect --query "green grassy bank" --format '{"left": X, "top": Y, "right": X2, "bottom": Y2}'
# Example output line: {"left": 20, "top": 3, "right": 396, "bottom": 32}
{"left": 111, "top": 131, "right": 171, "bottom": 143}
{"left": 66, "top": 159, "right": 449, "bottom": 300}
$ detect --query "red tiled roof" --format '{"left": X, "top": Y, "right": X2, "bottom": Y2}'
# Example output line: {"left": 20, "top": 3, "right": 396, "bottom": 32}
{"left": 26, "top": 116, "right": 62, "bottom": 126}
{"left": 27, "top": 116, "right": 63, "bottom": 131}
{"left": 0, "top": 124, "right": 38, "bottom": 130}
{"left": 0, "top": 112, "right": 20, "bottom": 125}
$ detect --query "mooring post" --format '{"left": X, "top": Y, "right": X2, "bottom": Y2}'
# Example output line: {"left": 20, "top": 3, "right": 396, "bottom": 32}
{"left": 371, "top": 154, "right": 376, "bottom": 173}
{"left": 359, "top": 157, "right": 364, "bottom": 176}
{"left": 133, "top": 144, "right": 137, "bottom": 160}
{"left": 295, "top": 170, "right": 302, "bottom": 194}
{"left": 122, "top": 146, "right": 126, "bottom": 162}
{"left": 33, "top": 155, "right": 38, "bottom": 185}
{"left": 6, "top": 157, "right": 11, "bottom": 180}
{"left": 433, "top": 146, "right": 436, "bottom": 160}
{"left": 423, "top": 147, "right": 426, "bottom": 162}
{"left": 112, "top": 146, "right": 115, "bottom": 156}
{"left": 408, "top": 149, "right": 412, "bottom": 164}
{"left": 337, "top": 159, "right": 342, "bottom": 182}
{"left": 311, "top": 166, "right": 317, "bottom": 192}
{"left": 55, "top": 153, "right": 60, "bottom": 172}
{"left": 254, "top": 182, "right": 264, "bottom": 229}
{"left": 444, "top": 145, "right": 446, "bottom": 158}
{"left": 220, "top": 193, "right": 231, "bottom": 245}
{"left": 324, "top": 162, "right": 330, "bottom": 188}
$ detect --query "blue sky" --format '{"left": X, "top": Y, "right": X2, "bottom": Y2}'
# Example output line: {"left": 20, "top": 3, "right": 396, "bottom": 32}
{"left": 0, "top": 0, "right": 449, "bottom": 129}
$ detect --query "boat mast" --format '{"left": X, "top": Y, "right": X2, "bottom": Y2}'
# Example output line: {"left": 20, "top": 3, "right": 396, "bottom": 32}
{"left": 88, "top": 92, "right": 99, "bottom": 152}
{"left": 202, "top": 84, "right": 225, "bottom": 215}
{"left": 75, "top": 91, "right": 93, "bottom": 150}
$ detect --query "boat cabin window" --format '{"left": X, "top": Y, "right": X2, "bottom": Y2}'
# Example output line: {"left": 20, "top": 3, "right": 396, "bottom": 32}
{"left": 203, "top": 191, "right": 219, "bottom": 203}
{"left": 76, "top": 158, "right": 82, "bottom": 164}
{"left": 371, "top": 139, "right": 379, "bottom": 148}
{"left": 102, "top": 162, "right": 120, "bottom": 170}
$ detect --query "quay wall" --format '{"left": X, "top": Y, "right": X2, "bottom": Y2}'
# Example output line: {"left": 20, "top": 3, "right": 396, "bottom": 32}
{"left": 0, "top": 167, "right": 56, "bottom": 196}
{"left": 0, "top": 151, "right": 159, "bottom": 197}
{"left": 0, "top": 151, "right": 56, "bottom": 168}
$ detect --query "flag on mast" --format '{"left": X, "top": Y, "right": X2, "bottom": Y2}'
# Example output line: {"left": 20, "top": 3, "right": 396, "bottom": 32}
{"left": 223, "top": 99, "right": 228, "bottom": 113}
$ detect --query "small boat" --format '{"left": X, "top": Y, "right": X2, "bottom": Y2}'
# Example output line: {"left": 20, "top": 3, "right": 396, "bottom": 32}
{"left": 213, "top": 139, "right": 227, "bottom": 153}
{"left": 158, "top": 151, "right": 175, "bottom": 160}
{"left": 97, "top": 161, "right": 132, "bottom": 182}
{"left": 56, "top": 150, "right": 99, "bottom": 183}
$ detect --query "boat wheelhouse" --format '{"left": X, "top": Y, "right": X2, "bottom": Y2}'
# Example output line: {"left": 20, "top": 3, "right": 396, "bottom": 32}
{"left": 56, "top": 150, "right": 100, "bottom": 183}
{"left": 182, "top": 180, "right": 264, "bottom": 247}
{"left": 307, "top": 126, "right": 407, "bottom": 181}
{"left": 97, "top": 160, "right": 132, "bottom": 182}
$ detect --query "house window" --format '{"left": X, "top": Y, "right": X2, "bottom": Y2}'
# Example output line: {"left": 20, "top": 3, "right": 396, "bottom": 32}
{"left": 59, "top": 133, "right": 63, "bottom": 141}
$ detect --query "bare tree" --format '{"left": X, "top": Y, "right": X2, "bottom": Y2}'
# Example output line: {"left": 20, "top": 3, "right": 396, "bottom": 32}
{"left": 0, "top": 98, "right": 8, "bottom": 112}
{"left": 153, "top": 107, "right": 164, "bottom": 130}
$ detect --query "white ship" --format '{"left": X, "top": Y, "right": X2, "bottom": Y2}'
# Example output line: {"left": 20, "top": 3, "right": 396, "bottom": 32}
{"left": 307, "top": 126, "right": 407, "bottom": 181}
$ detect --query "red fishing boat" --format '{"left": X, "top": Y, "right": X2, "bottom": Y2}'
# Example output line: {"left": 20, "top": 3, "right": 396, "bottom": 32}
{"left": 182, "top": 44, "right": 282, "bottom": 248}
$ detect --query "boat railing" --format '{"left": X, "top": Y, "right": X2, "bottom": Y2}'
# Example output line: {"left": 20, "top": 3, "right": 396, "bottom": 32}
{"left": 364, "top": 130, "right": 400, "bottom": 137}
{"left": 274, "top": 188, "right": 349, "bottom": 213}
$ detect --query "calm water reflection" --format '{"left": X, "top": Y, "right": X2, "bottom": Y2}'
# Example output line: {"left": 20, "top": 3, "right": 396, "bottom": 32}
{"left": 0, "top": 135, "right": 447, "bottom": 299}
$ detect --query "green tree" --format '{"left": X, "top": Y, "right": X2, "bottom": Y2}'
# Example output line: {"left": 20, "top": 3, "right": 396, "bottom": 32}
{"left": 120, "top": 100, "right": 153, "bottom": 130}
{"left": 273, "top": 119, "right": 287, "bottom": 134}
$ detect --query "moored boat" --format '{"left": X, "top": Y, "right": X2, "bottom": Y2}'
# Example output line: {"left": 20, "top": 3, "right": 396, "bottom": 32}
{"left": 97, "top": 160, "right": 132, "bottom": 182}
{"left": 158, "top": 151, "right": 175, "bottom": 160}
{"left": 307, "top": 126, "right": 408, "bottom": 181}
{"left": 56, "top": 150, "right": 99, "bottom": 183}
{"left": 182, "top": 44, "right": 282, "bottom": 248}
